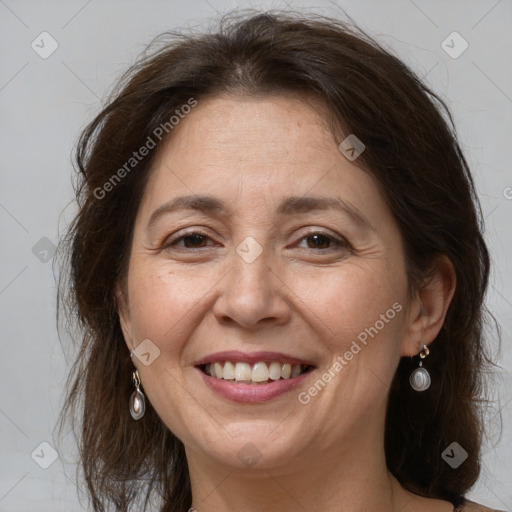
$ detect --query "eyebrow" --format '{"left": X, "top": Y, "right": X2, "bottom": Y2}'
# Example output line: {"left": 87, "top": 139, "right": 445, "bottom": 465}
{"left": 147, "top": 194, "right": 374, "bottom": 231}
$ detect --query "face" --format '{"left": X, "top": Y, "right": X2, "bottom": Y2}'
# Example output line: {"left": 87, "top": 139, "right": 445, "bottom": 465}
{"left": 118, "top": 93, "right": 418, "bottom": 473}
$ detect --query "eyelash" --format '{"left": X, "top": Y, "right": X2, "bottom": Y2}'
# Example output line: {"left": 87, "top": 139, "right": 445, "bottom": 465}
{"left": 163, "top": 228, "right": 350, "bottom": 252}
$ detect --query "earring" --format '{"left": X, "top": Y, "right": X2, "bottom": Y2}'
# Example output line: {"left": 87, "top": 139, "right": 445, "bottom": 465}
{"left": 409, "top": 344, "right": 431, "bottom": 392}
{"left": 129, "top": 369, "right": 146, "bottom": 420}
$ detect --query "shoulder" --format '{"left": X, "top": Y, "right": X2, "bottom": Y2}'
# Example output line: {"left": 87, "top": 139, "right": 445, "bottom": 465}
{"left": 455, "top": 498, "right": 508, "bottom": 512}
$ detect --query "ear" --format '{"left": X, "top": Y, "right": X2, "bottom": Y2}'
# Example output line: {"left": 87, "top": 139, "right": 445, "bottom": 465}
{"left": 401, "top": 255, "right": 456, "bottom": 357}
{"left": 115, "top": 281, "right": 136, "bottom": 353}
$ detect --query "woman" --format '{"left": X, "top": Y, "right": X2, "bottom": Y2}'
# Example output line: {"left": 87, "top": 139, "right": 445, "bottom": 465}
{"left": 58, "top": 10, "right": 505, "bottom": 512}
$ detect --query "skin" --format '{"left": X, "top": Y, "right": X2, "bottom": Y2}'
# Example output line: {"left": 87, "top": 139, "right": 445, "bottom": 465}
{"left": 118, "top": 94, "right": 456, "bottom": 512}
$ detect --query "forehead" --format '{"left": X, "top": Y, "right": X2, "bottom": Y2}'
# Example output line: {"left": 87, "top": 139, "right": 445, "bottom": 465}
{"left": 141, "top": 94, "right": 373, "bottom": 202}
{"left": 157, "top": 93, "right": 336, "bottom": 164}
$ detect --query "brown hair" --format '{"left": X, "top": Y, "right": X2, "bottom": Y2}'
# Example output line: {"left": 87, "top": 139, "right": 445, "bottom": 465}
{"left": 57, "top": 9, "right": 497, "bottom": 512}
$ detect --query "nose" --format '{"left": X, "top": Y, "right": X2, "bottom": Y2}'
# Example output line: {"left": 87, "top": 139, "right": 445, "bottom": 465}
{"left": 212, "top": 245, "right": 292, "bottom": 330}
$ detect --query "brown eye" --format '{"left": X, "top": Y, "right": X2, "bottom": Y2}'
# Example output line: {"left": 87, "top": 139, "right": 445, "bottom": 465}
{"left": 164, "top": 230, "right": 215, "bottom": 249}
{"left": 304, "top": 234, "right": 331, "bottom": 249}
{"left": 296, "top": 232, "right": 348, "bottom": 251}
{"left": 178, "top": 234, "right": 209, "bottom": 248}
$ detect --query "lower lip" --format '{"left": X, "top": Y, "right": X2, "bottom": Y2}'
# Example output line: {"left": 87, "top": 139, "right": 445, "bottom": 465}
{"left": 197, "top": 368, "right": 313, "bottom": 403}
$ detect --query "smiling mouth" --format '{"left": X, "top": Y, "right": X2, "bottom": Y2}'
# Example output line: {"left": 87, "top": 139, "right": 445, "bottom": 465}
{"left": 200, "top": 361, "right": 313, "bottom": 385}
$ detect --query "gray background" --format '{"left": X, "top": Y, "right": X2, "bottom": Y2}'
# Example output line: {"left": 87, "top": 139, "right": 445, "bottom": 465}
{"left": 0, "top": 0, "right": 511, "bottom": 510}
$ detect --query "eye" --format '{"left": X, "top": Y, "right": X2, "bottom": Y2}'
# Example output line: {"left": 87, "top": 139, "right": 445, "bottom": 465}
{"left": 163, "top": 229, "right": 350, "bottom": 252}
{"left": 295, "top": 231, "right": 349, "bottom": 251}
{"left": 164, "top": 230, "right": 216, "bottom": 249}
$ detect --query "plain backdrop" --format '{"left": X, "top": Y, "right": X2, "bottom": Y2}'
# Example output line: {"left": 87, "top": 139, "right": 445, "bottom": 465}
{"left": 0, "top": 0, "right": 511, "bottom": 510}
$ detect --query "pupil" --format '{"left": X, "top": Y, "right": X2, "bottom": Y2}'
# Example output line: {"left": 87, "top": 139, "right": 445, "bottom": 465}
{"left": 309, "top": 234, "right": 328, "bottom": 249}
{"left": 185, "top": 234, "right": 206, "bottom": 248}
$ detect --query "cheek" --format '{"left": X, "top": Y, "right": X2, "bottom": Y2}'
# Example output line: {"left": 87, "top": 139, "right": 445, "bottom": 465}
{"left": 126, "top": 264, "right": 200, "bottom": 352}
{"left": 302, "top": 259, "right": 407, "bottom": 368}
{"left": 124, "top": 264, "right": 209, "bottom": 440}
{"left": 298, "top": 258, "right": 405, "bottom": 328}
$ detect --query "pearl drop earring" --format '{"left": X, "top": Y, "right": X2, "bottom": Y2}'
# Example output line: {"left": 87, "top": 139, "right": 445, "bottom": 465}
{"left": 409, "top": 344, "right": 431, "bottom": 392}
{"left": 129, "top": 369, "right": 146, "bottom": 420}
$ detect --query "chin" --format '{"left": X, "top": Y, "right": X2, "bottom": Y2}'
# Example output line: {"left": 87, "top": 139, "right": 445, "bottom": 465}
{"left": 186, "top": 421, "right": 309, "bottom": 472}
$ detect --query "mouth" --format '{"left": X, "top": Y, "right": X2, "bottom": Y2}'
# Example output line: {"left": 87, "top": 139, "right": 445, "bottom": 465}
{"left": 194, "top": 351, "right": 316, "bottom": 403}
{"left": 200, "top": 361, "right": 314, "bottom": 385}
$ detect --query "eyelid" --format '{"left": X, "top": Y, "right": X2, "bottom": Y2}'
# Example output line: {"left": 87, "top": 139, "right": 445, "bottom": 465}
{"left": 294, "top": 229, "right": 350, "bottom": 251}
{"left": 162, "top": 227, "right": 216, "bottom": 248}
{"left": 294, "top": 227, "right": 346, "bottom": 243}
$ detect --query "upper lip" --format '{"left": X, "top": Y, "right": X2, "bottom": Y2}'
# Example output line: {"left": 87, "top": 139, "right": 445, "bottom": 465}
{"left": 193, "top": 350, "right": 316, "bottom": 367}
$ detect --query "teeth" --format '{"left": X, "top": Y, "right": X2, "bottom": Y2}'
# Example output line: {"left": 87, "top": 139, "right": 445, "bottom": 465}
{"left": 291, "top": 364, "right": 302, "bottom": 378}
{"left": 281, "top": 363, "right": 292, "bottom": 379}
{"left": 252, "top": 362, "right": 270, "bottom": 382}
{"left": 204, "top": 361, "right": 307, "bottom": 383}
{"left": 269, "top": 361, "right": 281, "bottom": 380}
{"left": 223, "top": 361, "right": 235, "bottom": 380}
{"left": 235, "top": 362, "right": 252, "bottom": 382}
